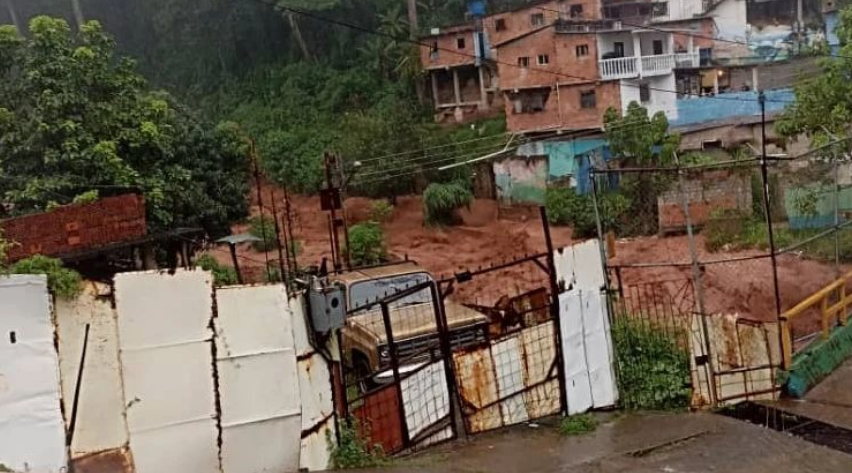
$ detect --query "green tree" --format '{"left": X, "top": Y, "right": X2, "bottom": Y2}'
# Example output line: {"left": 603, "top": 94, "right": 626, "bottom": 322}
{"left": 604, "top": 102, "right": 679, "bottom": 166}
{"left": 777, "top": 7, "right": 852, "bottom": 148}
{"left": 0, "top": 17, "right": 250, "bottom": 236}
{"left": 10, "top": 255, "right": 83, "bottom": 298}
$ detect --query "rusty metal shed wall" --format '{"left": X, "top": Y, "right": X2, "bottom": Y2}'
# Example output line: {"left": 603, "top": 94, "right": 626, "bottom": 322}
{"left": 55, "top": 283, "right": 130, "bottom": 459}
{"left": 0, "top": 275, "right": 67, "bottom": 473}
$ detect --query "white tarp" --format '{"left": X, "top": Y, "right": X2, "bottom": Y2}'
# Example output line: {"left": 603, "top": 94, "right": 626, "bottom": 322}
{"left": 114, "top": 270, "right": 219, "bottom": 473}
{"left": 0, "top": 275, "right": 67, "bottom": 473}
{"left": 55, "top": 283, "right": 129, "bottom": 458}
{"left": 215, "top": 285, "right": 302, "bottom": 473}
{"left": 560, "top": 289, "right": 618, "bottom": 414}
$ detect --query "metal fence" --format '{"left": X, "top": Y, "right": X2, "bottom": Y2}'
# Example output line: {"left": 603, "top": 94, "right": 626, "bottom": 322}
{"left": 591, "top": 136, "right": 852, "bottom": 404}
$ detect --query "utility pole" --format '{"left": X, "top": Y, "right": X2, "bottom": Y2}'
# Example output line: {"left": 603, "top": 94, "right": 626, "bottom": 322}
{"left": 407, "top": 0, "right": 419, "bottom": 39}
{"left": 4, "top": 0, "right": 21, "bottom": 34}
{"left": 69, "top": 0, "right": 85, "bottom": 31}
{"left": 323, "top": 152, "right": 344, "bottom": 271}
{"left": 759, "top": 90, "right": 785, "bottom": 368}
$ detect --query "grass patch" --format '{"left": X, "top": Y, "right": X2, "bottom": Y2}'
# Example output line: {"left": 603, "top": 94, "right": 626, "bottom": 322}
{"left": 328, "top": 421, "right": 388, "bottom": 470}
{"left": 559, "top": 414, "right": 598, "bottom": 436}
{"left": 613, "top": 317, "right": 691, "bottom": 411}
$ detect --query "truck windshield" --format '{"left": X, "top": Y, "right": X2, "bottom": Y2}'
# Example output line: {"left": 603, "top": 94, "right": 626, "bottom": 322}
{"left": 348, "top": 272, "right": 434, "bottom": 312}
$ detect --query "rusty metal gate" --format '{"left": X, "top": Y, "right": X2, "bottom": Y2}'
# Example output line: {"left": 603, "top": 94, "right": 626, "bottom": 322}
{"left": 340, "top": 281, "right": 458, "bottom": 454}
{"left": 438, "top": 252, "right": 565, "bottom": 434}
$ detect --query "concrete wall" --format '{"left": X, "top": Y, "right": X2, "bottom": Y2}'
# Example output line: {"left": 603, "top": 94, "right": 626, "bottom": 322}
{"left": 620, "top": 74, "right": 678, "bottom": 120}
{"left": 497, "top": 28, "right": 600, "bottom": 90}
{"left": 786, "top": 322, "right": 852, "bottom": 398}
{"left": 505, "top": 81, "right": 621, "bottom": 133}
{"left": 712, "top": 0, "right": 748, "bottom": 41}
{"left": 494, "top": 155, "right": 550, "bottom": 204}
{"left": 2, "top": 194, "right": 146, "bottom": 262}
{"left": 484, "top": 0, "right": 565, "bottom": 46}
{"left": 657, "top": 170, "right": 752, "bottom": 233}
{"left": 421, "top": 27, "right": 478, "bottom": 70}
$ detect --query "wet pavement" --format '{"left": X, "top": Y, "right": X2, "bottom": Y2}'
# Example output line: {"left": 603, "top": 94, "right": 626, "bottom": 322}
{"left": 349, "top": 411, "right": 852, "bottom": 473}
{"left": 767, "top": 358, "right": 852, "bottom": 430}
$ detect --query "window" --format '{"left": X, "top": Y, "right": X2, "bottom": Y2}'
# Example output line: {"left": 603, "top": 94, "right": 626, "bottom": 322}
{"left": 576, "top": 44, "right": 589, "bottom": 57}
{"left": 652, "top": 2, "right": 669, "bottom": 16}
{"left": 603, "top": 5, "right": 622, "bottom": 18}
{"left": 580, "top": 90, "right": 597, "bottom": 109}
{"left": 430, "top": 41, "right": 439, "bottom": 61}
{"left": 512, "top": 89, "right": 550, "bottom": 114}
{"left": 518, "top": 56, "right": 530, "bottom": 67}
{"left": 531, "top": 12, "right": 545, "bottom": 26}
{"left": 638, "top": 4, "right": 651, "bottom": 15}
{"left": 569, "top": 4, "right": 584, "bottom": 17}
{"left": 639, "top": 83, "right": 651, "bottom": 102}
{"left": 495, "top": 18, "right": 507, "bottom": 31}
{"left": 457, "top": 37, "right": 466, "bottom": 49}
{"left": 653, "top": 39, "right": 664, "bottom": 55}
{"left": 537, "top": 54, "right": 550, "bottom": 65}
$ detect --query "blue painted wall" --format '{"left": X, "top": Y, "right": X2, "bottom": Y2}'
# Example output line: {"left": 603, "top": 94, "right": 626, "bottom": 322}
{"left": 827, "top": 11, "right": 841, "bottom": 56}
{"left": 669, "top": 89, "right": 795, "bottom": 128}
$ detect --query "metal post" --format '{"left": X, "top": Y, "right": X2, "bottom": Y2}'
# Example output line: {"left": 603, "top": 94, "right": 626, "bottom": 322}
{"left": 834, "top": 155, "right": 841, "bottom": 276}
{"left": 252, "top": 141, "right": 272, "bottom": 281}
{"left": 673, "top": 152, "right": 718, "bottom": 406}
{"left": 380, "top": 302, "right": 410, "bottom": 446}
{"left": 759, "top": 91, "right": 786, "bottom": 367}
{"left": 284, "top": 186, "right": 299, "bottom": 272}
{"left": 67, "top": 323, "right": 91, "bottom": 451}
{"left": 228, "top": 243, "right": 243, "bottom": 285}
{"left": 430, "top": 283, "right": 464, "bottom": 439}
{"left": 590, "top": 171, "right": 615, "bottom": 300}
{"left": 325, "top": 152, "right": 342, "bottom": 271}
{"left": 270, "top": 191, "right": 288, "bottom": 284}
{"left": 539, "top": 206, "right": 568, "bottom": 415}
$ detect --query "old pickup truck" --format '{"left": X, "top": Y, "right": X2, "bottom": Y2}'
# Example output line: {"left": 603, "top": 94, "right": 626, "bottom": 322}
{"left": 334, "top": 262, "right": 489, "bottom": 384}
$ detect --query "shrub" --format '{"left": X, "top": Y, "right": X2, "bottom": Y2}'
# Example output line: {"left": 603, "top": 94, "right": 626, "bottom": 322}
{"left": 612, "top": 317, "right": 691, "bottom": 410}
{"left": 72, "top": 190, "right": 100, "bottom": 205}
{"left": 327, "top": 421, "right": 387, "bottom": 469}
{"left": 544, "top": 187, "right": 630, "bottom": 238}
{"left": 248, "top": 215, "right": 277, "bottom": 252}
{"left": 369, "top": 200, "right": 394, "bottom": 223}
{"left": 194, "top": 254, "right": 239, "bottom": 287}
{"left": 348, "top": 222, "right": 387, "bottom": 266}
{"left": 423, "top": 182, "right": 473, "bottom": 226}
{"left": 10, "top": 255, "right": 82, "bottom": 299}
{"left": 559, "top": 414, "right": 598, "bottom": 436}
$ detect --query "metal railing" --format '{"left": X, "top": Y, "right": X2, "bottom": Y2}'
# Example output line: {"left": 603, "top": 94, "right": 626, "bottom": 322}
{"left": 780, "top": 270, "right": 852, "bottom": 370}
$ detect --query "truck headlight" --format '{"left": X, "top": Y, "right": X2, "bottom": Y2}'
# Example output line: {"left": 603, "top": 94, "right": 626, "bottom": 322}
{"left": 378, "top": 346, "right": 390, "bottom": 360}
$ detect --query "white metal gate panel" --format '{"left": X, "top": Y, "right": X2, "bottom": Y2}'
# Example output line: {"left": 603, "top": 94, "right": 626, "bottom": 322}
{"left": 560, "top": 289, "right": 618, "bottom": 414}
{"left": 55, "top": 283, "right": 129, "bottom": 458}
{"left": 401, "top": 360, "right": 451, "bottom": 440}
{"left": 114, "top": 270, "right": 219, "bottom": 473}
{"left": 215, "top": 285, "right": 301, "bottom": 473}
{"left": 0, "top": 276, "right": 67, "bottom": 473}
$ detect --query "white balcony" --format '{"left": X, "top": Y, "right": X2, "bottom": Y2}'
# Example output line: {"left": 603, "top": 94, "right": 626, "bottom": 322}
{"left": 599, "top": 53, "right": 678, "bottom": 80}
{"left": 675, "top": 51, "right": 700, "bottom": 68}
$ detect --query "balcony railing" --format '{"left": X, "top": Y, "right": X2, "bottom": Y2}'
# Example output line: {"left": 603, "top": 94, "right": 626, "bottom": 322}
{"left": 600, "top": 53, "right": 692, "bottom": 80}
{"left": 675, "top": 51, "right": 700, "bottom": 68}
{"left": 599, "top": 56, "right": 638, "bottom": 80}
{"left": 641, "top": 54, "right": 675, "bottom": 77}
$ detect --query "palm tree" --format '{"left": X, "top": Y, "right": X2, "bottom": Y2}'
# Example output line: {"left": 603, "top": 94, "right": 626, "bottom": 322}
{"left": 275, "top": 0, "right": 341, "bottom": 61}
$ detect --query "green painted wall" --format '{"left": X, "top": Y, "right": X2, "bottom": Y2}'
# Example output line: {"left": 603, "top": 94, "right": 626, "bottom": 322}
{"left": 785, "top": 322, "right": 852, "bottom": 398}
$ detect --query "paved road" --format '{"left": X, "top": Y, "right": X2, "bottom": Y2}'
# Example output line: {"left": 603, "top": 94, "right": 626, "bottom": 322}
{"left": 768, "top": 358, "right": 852, "bottom": 430}
{"left": 348, "top": 412, "right": 852, "bottom": 473}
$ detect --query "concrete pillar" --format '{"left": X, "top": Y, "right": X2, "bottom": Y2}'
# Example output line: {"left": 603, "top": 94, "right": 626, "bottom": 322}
{"left": 477, "top": 66, "right": 489, "bottom": 110}
{"left": 668, "top": 32, "right": 675, "bottom": 55}
{"left": 688, "top": 35, "right": 694, "bottom": 54}
{"left": 452, "top": 68, "right": 462, "bottom": 105}
{"left": 752, "top": 67, "right": 760, "bottom": 91}
{"left": 633, "top": 34, "right": 644, "bottom": 76}
{"left": 713, "top": 71, "right": 720, "bottom": 95}
{"left": 431, "top": 72, "right": 441, "bottom": 107}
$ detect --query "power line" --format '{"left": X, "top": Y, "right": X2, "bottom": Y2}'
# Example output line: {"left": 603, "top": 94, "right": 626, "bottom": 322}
{"left": 355, "top": 130, "right": 514, "bottom": 164}
{"left": 235, "top": 0, "right": 794, "bottom": 105}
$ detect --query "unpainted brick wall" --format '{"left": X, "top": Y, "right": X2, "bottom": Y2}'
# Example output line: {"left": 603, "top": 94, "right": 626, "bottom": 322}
{"left": 1, "top": 194, "right": 147, "bottom": 262}
{"left": 657, "top": 171, "right": 752, "bottom": 233}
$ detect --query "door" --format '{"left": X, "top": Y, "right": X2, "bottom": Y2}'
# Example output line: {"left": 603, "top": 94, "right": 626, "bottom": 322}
{"left": 653, "top": 39, "right": 664, "bottom": 55}
{"left": 614, "top": 42, "right": 625, "bottom": 58}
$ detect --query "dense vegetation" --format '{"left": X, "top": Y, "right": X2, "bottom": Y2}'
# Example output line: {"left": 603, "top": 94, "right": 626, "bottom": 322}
{"left": 0, "top": 17, "right": 250, "bottom": 236}
{"left": 0, "top": 0, "right": 523, "bottom": 203}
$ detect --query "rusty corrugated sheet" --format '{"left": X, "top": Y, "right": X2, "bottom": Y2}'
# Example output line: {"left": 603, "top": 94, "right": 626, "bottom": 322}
{"left": 453, "top": 347, "right": 501, "bottom": 433}
{"left": 353, "top": 384, "right": 405, "bottom": 454}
